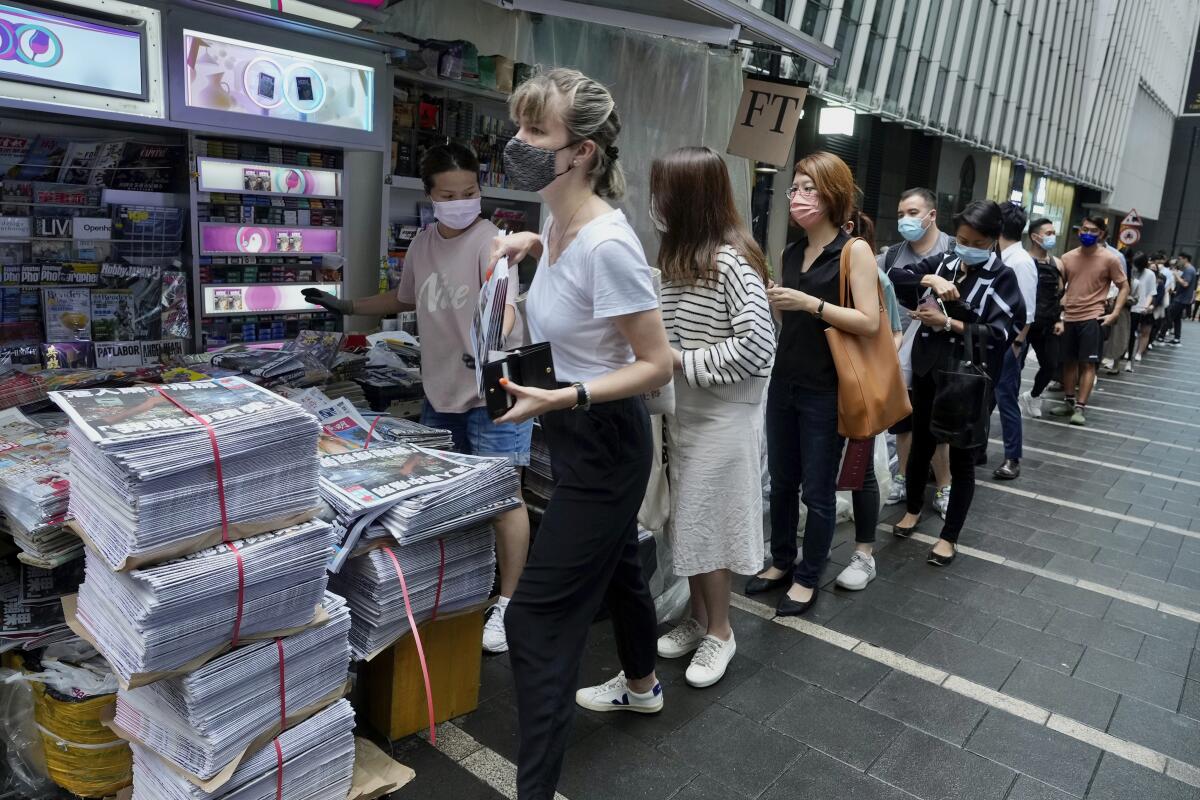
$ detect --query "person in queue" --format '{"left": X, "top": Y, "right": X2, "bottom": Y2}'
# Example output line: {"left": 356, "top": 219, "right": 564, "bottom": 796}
{"left": 651, "top": 146, "right": 776, "bottom": 686}
{"left": 302, "top": 144, "right": 531, "bottom": 654}
{"left": 486, "top": 68, "right": 673, "bottom": 800}
{"left": 1128, "top": 250, "right": 1158, "bottom": 369}
{"left": 887, "top": 200, "right": 1023, "bottom": 565}
{"left": 745, "top": 151, "right": 880, "bottom": 615}
{"left": 1018, "top": 217, "right": 1064, "bottom": 417}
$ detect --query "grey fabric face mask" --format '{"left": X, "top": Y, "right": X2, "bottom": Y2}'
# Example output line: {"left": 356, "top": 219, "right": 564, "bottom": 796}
{"left": 503, "top": 137, "right": 577, "bottom": 192}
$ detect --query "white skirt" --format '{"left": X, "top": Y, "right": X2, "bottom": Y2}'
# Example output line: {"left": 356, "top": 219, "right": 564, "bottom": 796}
{"left": 665, "top": 376, "right": 765, "bottom": 577}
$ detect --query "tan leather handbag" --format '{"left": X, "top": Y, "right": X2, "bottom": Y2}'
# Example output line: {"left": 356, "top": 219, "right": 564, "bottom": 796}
{"left": 825, "top": 238, "right": 912, "bottom": 439}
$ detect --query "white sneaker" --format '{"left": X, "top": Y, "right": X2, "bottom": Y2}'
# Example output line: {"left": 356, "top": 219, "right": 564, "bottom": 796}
{"left": 482, "top": 602, "right": 509, "bottom": 653}
{"left": 1124, "top": 362, "right": 1133, "bottom": 372}
{"left": 685, "top": 634, "right": 736, "bottom": 688}
{"left": 1135, "top": 353, "right": 1143, "bottom": 362}
{"left": 1101, "top": 358, "right": 1114, "bottom": 370}
{"left": 835, "top": 552, "right": 877, "bottom": 591}
{"left": 657, "top": 618, "right": 705, "bottom": 659}
{"left": 576, "top": 672, "right": 663, "bottom": 713}
{"left": 1018, "top": 391, "right": 1042, "bottom": 419}
{"left": 933, "top": 485, "right": 951, "bottom": 519}
{"left": 885, "top": 477, "right": 907, "bottom": 505}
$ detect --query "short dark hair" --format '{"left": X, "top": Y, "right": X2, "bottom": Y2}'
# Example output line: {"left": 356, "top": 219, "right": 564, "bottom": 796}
{"left": 1028, "top": 217, "right": 1053, "bottom": 238}
{"left": 420, "top": 142, "right": 480, "bottom": 193}
{"left": 952, "top": 200, "right": 1004, "bottom": 239}
{"left": 1131, "top": 251, "right": 1149, "bottom": 272}
{"left": 1180, "top": 252, "right": 1194, "bottom": 262}
{"left": 899, "top": 187, "right": 937, "bottom": 210}
{"left": 1152, "top": 250, "right": 1168, "bottom": 261}
{"left": 1080, "top": 214, "right": 1108, "bottom": 233}
{"left": 999, "top": 202, "right": 1028, "bottom": 240}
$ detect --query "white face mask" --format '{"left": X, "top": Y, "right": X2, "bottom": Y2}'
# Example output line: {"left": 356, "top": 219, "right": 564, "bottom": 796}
{"left": 432, "top": 197, "right": 482, "bottom": 230}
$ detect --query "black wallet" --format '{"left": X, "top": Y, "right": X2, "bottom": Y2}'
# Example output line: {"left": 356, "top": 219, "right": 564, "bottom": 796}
{"left": 482, "top": 342, "right": 558, "bottom": 419}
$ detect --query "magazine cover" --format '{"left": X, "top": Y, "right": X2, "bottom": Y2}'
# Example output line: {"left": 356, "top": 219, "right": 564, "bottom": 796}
{"left": 49, "top": 376, "right": 295, "bottom": 445}
{"left": 57, "top": 141, "right": 101, "bottom": 185}
{"left": 0, "top": 136, "right": 31, "bottom": 179}
{"left": 91, "top": 291, "right": 136, "bottom": 341}
{"left": 89, "top": 141, "right": 127, "bottom": 188}
{"left": 109, "top": 143, "right": 181, "bottom": 193}
{"left": 40, "top": 342, "right": 94, "bottom": 370}
{"left": 17, "top": 136, "right": 64, "bottom": 181}
{"left": 287, "top": 329, "right": 344, "bottom": 368}
{"left": 42, "top": 287, "right": 91, "bottom": 341}
{"left": 160, "top": 270, "right": 190, "bottom": 339}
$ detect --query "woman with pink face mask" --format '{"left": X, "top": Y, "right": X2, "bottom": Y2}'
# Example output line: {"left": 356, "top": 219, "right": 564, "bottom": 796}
{"left": 744, "top": 151, "right": 881, "bottom": 617}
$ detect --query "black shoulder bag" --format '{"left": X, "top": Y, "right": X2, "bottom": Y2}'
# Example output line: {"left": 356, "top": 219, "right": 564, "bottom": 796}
{"left": 929, "top": 323, "right": 992, "bottom": 449}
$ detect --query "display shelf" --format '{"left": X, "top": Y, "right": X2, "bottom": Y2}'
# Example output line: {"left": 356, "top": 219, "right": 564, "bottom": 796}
{"left": 388, "top": 175, "right": 541, "bottom": 204}
{"left": 196, "top": 157, "right": 344, "bottom": 200}
{"left": 394, "top": 69, "right": 510, "bottom": 103}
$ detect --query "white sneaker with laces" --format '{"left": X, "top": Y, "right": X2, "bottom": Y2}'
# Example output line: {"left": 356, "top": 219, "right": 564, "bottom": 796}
{"left": 482, "top": 602, "right": 509, "bottom": 653}
{"left": 933, "top": 485, "right": 951, "bottom": 519}
{"left": 576, "top": 672, "right": 663, "bottom": 713}
{"left": 885, "top": 477, "right": 907, "bottom": 505}
{"left": 657, "top": 618, "right": 705, "bottom": 659}
{"left": 835, "top": 552, "right": 877, "bottom": 591}
{"left": 1018, "top": 391, "right": 1042, "bottom": 419}
{"left": 685, "top": 634, "right": 736, "bottom": 688}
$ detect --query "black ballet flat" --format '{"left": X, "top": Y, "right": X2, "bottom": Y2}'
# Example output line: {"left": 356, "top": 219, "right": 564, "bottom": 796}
{"left": 893, "top": 518, "right": 920, "bottom": 538}
{"left": 745, "top": 570, "right": 793, "bottom": 595}
{"left": 927, "top": 546, "right": 957, "bottom": 567}
{"left": 776, "top": 589, "right": 818, "bottom": 617}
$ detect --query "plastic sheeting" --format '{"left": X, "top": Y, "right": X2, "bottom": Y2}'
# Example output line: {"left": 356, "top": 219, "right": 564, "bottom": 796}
{"left": 379, "top": 0, "right": 751, "bottom": 261}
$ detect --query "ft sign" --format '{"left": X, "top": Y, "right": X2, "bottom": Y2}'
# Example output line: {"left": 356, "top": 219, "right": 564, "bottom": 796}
{"left": 728, "top": 78, "right": 809, "bottom": 168}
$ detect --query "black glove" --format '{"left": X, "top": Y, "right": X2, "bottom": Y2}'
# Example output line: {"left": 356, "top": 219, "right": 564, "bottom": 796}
{"left": 302, "top": 288, "right": 354, "bottom": 315}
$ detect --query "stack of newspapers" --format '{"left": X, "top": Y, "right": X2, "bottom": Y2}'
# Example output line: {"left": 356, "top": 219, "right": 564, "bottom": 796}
{"left": 330, "top": 526, "right": 496, "bottom": 659}
{"left": 114, "top": 592, "right": 350, "bottom": 780}
{"left": 130, "top": 699, "right": 356, "bottom": 800}
{"left": 320, "top": 444, "right": 520, "bottom": 571}
{"left": 50, "top": 378, "right": 321, "bottom": 569}
{"left": 73, "top": 519, "right": 334, "bottom": 683}
{"left": 0, "top": 409, "right": 78, "bottom": 567}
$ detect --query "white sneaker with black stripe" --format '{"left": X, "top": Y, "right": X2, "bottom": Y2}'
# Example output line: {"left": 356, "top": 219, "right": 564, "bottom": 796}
{"left": 575, "top": 672, "right": 663, "bottom": 714}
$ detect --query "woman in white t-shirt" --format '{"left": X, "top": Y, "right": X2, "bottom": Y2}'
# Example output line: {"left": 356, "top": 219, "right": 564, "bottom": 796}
{"left": 488, "top": 68, "right": 673, "bottom": 800}
{"left": 303, "top": 144, "right": 532, "bottom": 655}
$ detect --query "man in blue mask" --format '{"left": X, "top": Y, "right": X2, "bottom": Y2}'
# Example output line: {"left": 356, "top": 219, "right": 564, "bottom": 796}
{"left": 877, "top": 188, "right": 954, "bottom": 516}
{"left": 1050, "top": 216, "right": 1129, "bottom": 426}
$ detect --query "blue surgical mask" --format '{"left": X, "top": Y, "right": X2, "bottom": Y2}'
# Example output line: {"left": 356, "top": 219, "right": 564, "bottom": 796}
{"left": 897, "top": 214, "right": 929, "bottom": 242}
{"left": 1079, "top": 231, "right": 1100, "bottom": 247}
{"left": 955, "top": 243, "right": 993, "bottom": 266}
{"left": 1039, "top": 234, "right": 1057, "bottom": 252}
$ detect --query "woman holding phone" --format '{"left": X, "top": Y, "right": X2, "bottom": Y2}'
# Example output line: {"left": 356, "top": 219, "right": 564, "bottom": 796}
{"left": 486, "top": 68, "right": 673, "bottom": 800}
{"left": 886, "top": 200, "right": 1022, "bottom": 565}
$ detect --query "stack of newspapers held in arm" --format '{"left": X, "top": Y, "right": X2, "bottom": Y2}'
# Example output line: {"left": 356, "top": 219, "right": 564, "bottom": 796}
{"left": 49, "top": 377, "right": 357, "bottom": 800}
{"left": 321, "top": 443, "right": 518, "bottom": 660}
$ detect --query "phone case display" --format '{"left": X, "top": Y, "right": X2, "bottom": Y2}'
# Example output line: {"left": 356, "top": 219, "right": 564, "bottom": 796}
{"left": 193, "top": 138, "right": 345, "bottom": 350}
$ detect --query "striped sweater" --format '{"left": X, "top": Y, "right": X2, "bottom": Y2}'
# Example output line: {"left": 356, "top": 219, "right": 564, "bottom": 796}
{"left": 661, "top": 246, "right": 776, "bottom": 404}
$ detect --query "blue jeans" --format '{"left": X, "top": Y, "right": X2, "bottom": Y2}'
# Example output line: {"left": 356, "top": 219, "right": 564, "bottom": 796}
{"left": 420, "top": 402, "right": 533, "bottom": 466}
{"left": 766, "top": 383, "right": 845, "bottom": 588}
{"left": 996, "top": 343, "right": 1026, "bottom": 460}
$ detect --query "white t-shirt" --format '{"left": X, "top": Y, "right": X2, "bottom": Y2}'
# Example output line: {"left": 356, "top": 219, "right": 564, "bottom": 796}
{"left": 525, "top": 209, "right": 658, "bottom": 383}
{"left": 1132, "top": 268, "right": 1158, "bottom": 313}
{"left": 1001, "top": 242, "right": 1037, "bottom": 325}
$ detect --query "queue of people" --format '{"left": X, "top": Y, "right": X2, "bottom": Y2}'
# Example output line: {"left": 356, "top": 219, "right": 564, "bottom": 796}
{"left": 308, "top": 66, "right": 1186, "bottom": 800}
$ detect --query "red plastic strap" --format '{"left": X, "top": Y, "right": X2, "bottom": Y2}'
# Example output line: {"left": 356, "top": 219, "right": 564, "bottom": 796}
{"left": 364, "top": 415, "right": 382, "bottom": 449}
{"left": 273, "top": 738, "right": 284, "bottom": 800}
{"left": 431, "top": 539, "right": 446, "bottom": 622}
{"left": 381, "top": 546, "right": 437, "bottom": 746}
{"left": 155, "top": 387, "right": 245, "bottom": 646}
{"left": 275, "top": 638, "right": 287, "bottom": 731}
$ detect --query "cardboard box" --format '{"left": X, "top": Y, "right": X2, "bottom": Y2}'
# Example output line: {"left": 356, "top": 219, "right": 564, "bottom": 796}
{"left": 362, "top": 608, "right": 485, "bottom": 739}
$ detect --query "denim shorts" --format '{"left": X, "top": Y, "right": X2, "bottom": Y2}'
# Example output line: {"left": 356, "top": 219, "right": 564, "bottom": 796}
{"left": 420, "top": 402, "right": 533, "bottom": 466}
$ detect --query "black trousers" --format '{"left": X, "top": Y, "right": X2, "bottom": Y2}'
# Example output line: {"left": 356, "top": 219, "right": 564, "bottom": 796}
{"left": 1026, "top": 320, "right": 1060, "bottom": 397}
{"left": 905, "top": 370, "right": 977, "bottom": 542}
{"left": 505, "top": 397, "right": 657, "bottom": 800}
{"left": 1170, "top": 303, "right": 1187, "bottom": 340}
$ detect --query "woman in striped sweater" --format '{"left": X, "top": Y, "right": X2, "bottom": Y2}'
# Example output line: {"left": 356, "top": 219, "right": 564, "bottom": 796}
{"left": 650, "top": 147, "right": 776, "bottom": 688}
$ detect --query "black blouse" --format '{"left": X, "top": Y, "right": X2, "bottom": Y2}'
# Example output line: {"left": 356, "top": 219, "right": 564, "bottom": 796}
{"left": 771, "top": 230, "right": 849, "bottom": 392}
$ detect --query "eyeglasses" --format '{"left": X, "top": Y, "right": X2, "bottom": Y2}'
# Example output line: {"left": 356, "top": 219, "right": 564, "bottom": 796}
{"left": 786, "top": 186, "right": 818, "bottom": 200}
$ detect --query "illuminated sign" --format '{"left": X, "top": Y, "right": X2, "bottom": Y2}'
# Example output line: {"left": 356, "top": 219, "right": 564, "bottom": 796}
{"left": 202, "top": 282, "right": 341, "bottom": 316}
{"left": 0, "top": 2, "right": 146, "bottom": 99}
{"left": 196, "top": 158, "right": 341, "bottom": 198}
{"left": 200, "top": 223, "right": 341, "bottom": 255}
{"left": 183, "top": 29, "right": 374, "bottom": 132}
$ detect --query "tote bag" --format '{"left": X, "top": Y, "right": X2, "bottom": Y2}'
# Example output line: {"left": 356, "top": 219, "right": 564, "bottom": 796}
{"left": 929, "top": 324, "right": 993, "bottom": 449}
{"left": 825, "top": 238, "right": 912, "bottom": 439}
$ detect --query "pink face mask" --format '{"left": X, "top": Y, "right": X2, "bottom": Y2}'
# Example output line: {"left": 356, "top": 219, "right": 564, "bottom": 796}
{"left": 790, "top": 193, "right": 824, "bottom": 229}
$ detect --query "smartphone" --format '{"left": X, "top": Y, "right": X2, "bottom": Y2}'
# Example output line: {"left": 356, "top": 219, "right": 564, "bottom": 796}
{"left": 918, "top": 294, "right": 946, "bottom": 315}
{"left": 257, "top": 73, "right": 276, "bottom": 99}
{"left": 295, "top": 76, "right": 314, "bottom": 101}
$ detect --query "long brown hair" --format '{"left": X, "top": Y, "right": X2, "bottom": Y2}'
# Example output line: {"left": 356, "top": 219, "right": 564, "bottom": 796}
{"left": 650, "top": 146, "right": 768, "bottom": 285}
{"left": 793, "top": 151, "right": 858, "bottom": 232}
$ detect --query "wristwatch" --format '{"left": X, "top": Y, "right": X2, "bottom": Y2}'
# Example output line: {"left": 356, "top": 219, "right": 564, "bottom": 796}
{"left": 571, "top": 381, "right": 591, "bottom": 412}
{"left": 815, "top": 299, "right": 826, "bottom": 319}
{"left": 942, "top": 318, "right": 953, "bottom": 333}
